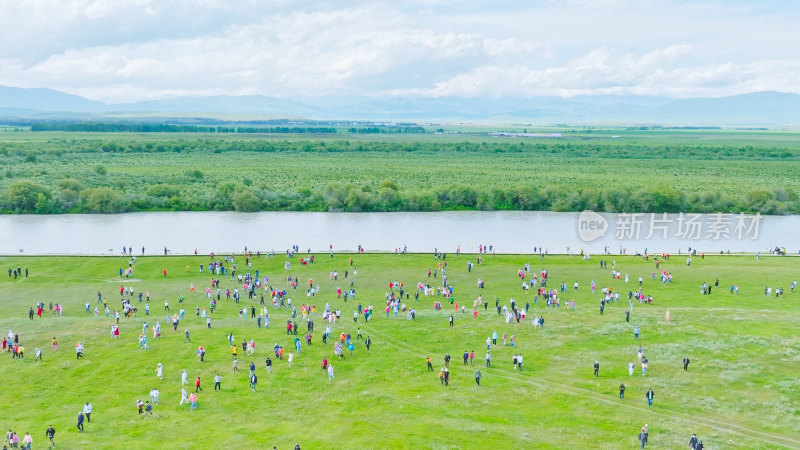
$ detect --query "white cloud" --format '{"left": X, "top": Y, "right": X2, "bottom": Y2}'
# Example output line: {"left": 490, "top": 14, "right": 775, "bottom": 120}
{"left": 0, "top": 0, "right": 798, "bottom": 101}
{"left": 394, "top": 47, "right": 800, "bottom": 99}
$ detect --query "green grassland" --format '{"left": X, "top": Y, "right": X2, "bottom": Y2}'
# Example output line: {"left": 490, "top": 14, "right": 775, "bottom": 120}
{"left": 1, "top": 128, "right": 800, "bottom": 214}
{"left": 0, "top": 253, "right": 798, "bottom": 448}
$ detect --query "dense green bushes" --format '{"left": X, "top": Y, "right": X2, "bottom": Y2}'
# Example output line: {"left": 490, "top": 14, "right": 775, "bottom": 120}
{"left": 2, "top": 131, "right": 800, "bottom": 214}
{"left": 2, "top": 176, "right": 798, "bottom": 214}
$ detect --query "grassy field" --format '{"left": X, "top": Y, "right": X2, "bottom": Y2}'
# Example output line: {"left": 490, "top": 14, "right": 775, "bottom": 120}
{"left": 0, "top": 252, "right": 798, "bottom": 448}
{"left": 1, "top": 128, "right": 800, "bottom": 213}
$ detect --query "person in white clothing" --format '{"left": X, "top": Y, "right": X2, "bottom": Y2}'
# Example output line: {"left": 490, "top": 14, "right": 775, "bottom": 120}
{"left": 327, "top": 363, "right": 334, "bottom": 380}
{"left": 83, "top": 403, "right": 93, "bottom": 422}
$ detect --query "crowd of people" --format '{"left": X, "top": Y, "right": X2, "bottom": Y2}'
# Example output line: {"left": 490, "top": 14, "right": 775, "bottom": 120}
{"left": 6, "top": 244, "right": 790, "bottom": 448}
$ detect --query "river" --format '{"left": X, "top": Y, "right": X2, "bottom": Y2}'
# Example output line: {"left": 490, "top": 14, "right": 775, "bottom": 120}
{"left": 0, "top": 211, "right": 797, "bottom": 255}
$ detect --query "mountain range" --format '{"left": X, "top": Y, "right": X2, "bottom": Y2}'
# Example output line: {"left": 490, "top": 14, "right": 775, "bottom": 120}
{"left": 1, "top": 85, "right": 799, "bottom": 126}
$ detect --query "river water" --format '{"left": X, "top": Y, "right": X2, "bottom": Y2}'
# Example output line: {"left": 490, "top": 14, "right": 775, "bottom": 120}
{"left": 0, "top": 211, "right": 797, "bottom": 255}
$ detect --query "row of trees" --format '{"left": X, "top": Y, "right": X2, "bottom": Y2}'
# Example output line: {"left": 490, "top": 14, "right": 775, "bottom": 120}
{"left": 4, "top": 135, "right": 798, "bottom": 161}
{"left": 3, "top": 179, "right": 798, "bottom": 214}
{"left": 29, "top": 123, "right": 423, "bottom": 134}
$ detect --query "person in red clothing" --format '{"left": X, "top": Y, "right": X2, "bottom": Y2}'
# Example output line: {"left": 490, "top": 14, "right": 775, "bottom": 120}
{"left": 322, "top": 357, "right": 328, "bottom": 370}
{"left": 162, "top": 268, "right": 167, "bottom": 277}
{"left": 37, "top": 306, "right": 43, "bottom": 318}
{"left": 195, "top": 377, "right": 202, "bottom": 392}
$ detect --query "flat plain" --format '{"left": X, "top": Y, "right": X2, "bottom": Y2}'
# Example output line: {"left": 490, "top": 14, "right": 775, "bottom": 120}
{"left": 0, "top": 252, "right": 798, "bottom": 448}
{"left": 1, "top": 128, "right": 800, "bottom": 213}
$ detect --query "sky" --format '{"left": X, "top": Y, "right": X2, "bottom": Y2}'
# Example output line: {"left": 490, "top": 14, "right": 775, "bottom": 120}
{"left": 0, "top": 0, "right": 798, "bottom": 103}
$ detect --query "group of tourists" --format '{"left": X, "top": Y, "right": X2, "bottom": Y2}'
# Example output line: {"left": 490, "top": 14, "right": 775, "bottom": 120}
{"left": 9, "top": 243, "right": 791, "bottom": 448}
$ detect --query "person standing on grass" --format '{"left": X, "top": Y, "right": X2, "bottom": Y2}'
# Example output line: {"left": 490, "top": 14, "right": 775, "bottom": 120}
{"left": 45, "top": 425, "right": 55, "bottom": 448}
{"left": 485, "top": 351, "right": 491, "bottom": 368}
{"left": 22, "top": 432, "right": 32, "bottom": 450}
{"left": 83, "top": 402, "right": 92, "bottom": 422}
{"left": 189, "top": 393, "right": 197, "bottom": 411}
{"left": 77, "top": 410, "right": 84, "bottom": 432}
{"left": 181, "top": 370, "right": 188, "bottom": 385}
{"left": 593, "top": 361, "right": 600, "bottom": 377}
{"left": 195, "top": 377, "right": 202, "bottom": 392}
{"left": 638, "top": 427, "right": 648, "bottom": 449}
{"left": 214, "top": 374, "right": 222, "bottom": 391}
{"left": 619, "top": 383, "right": 626, "bottom": 399}
{"left": 250, "top": 373, "right": 258, "bottom": 392}
{"left": 646, "top": 389, "right": 654, "bottom": 407}
{"left": 475, "top": 369, "right": 481, "bottom": 386}
{"left": 266, "top": 356, "right": 272, "bottom": 374}
{"left": 683, "top": 357, "right": 690, "bottom": 371}
{"left": 180, "top": 388, "right": 188, "bottom": 406}
{"left": 327, "top": 363, "right": 334, "bottom": 380}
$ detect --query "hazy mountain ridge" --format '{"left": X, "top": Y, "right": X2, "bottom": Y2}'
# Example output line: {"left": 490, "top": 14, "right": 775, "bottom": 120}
{"left": 1, "top": 85, "right": 799, "bottom": 125}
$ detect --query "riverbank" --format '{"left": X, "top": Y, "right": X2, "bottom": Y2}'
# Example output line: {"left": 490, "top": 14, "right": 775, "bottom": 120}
{"left": 2, "top": 130, "right": 800, "bottom": 214}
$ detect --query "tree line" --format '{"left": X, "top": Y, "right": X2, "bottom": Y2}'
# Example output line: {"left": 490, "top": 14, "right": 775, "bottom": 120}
{"left": 3, "top": 178, "right": 798, "bottom": 215}
{"left": 29, "top": 123, "right": 424, "bottom": 134}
